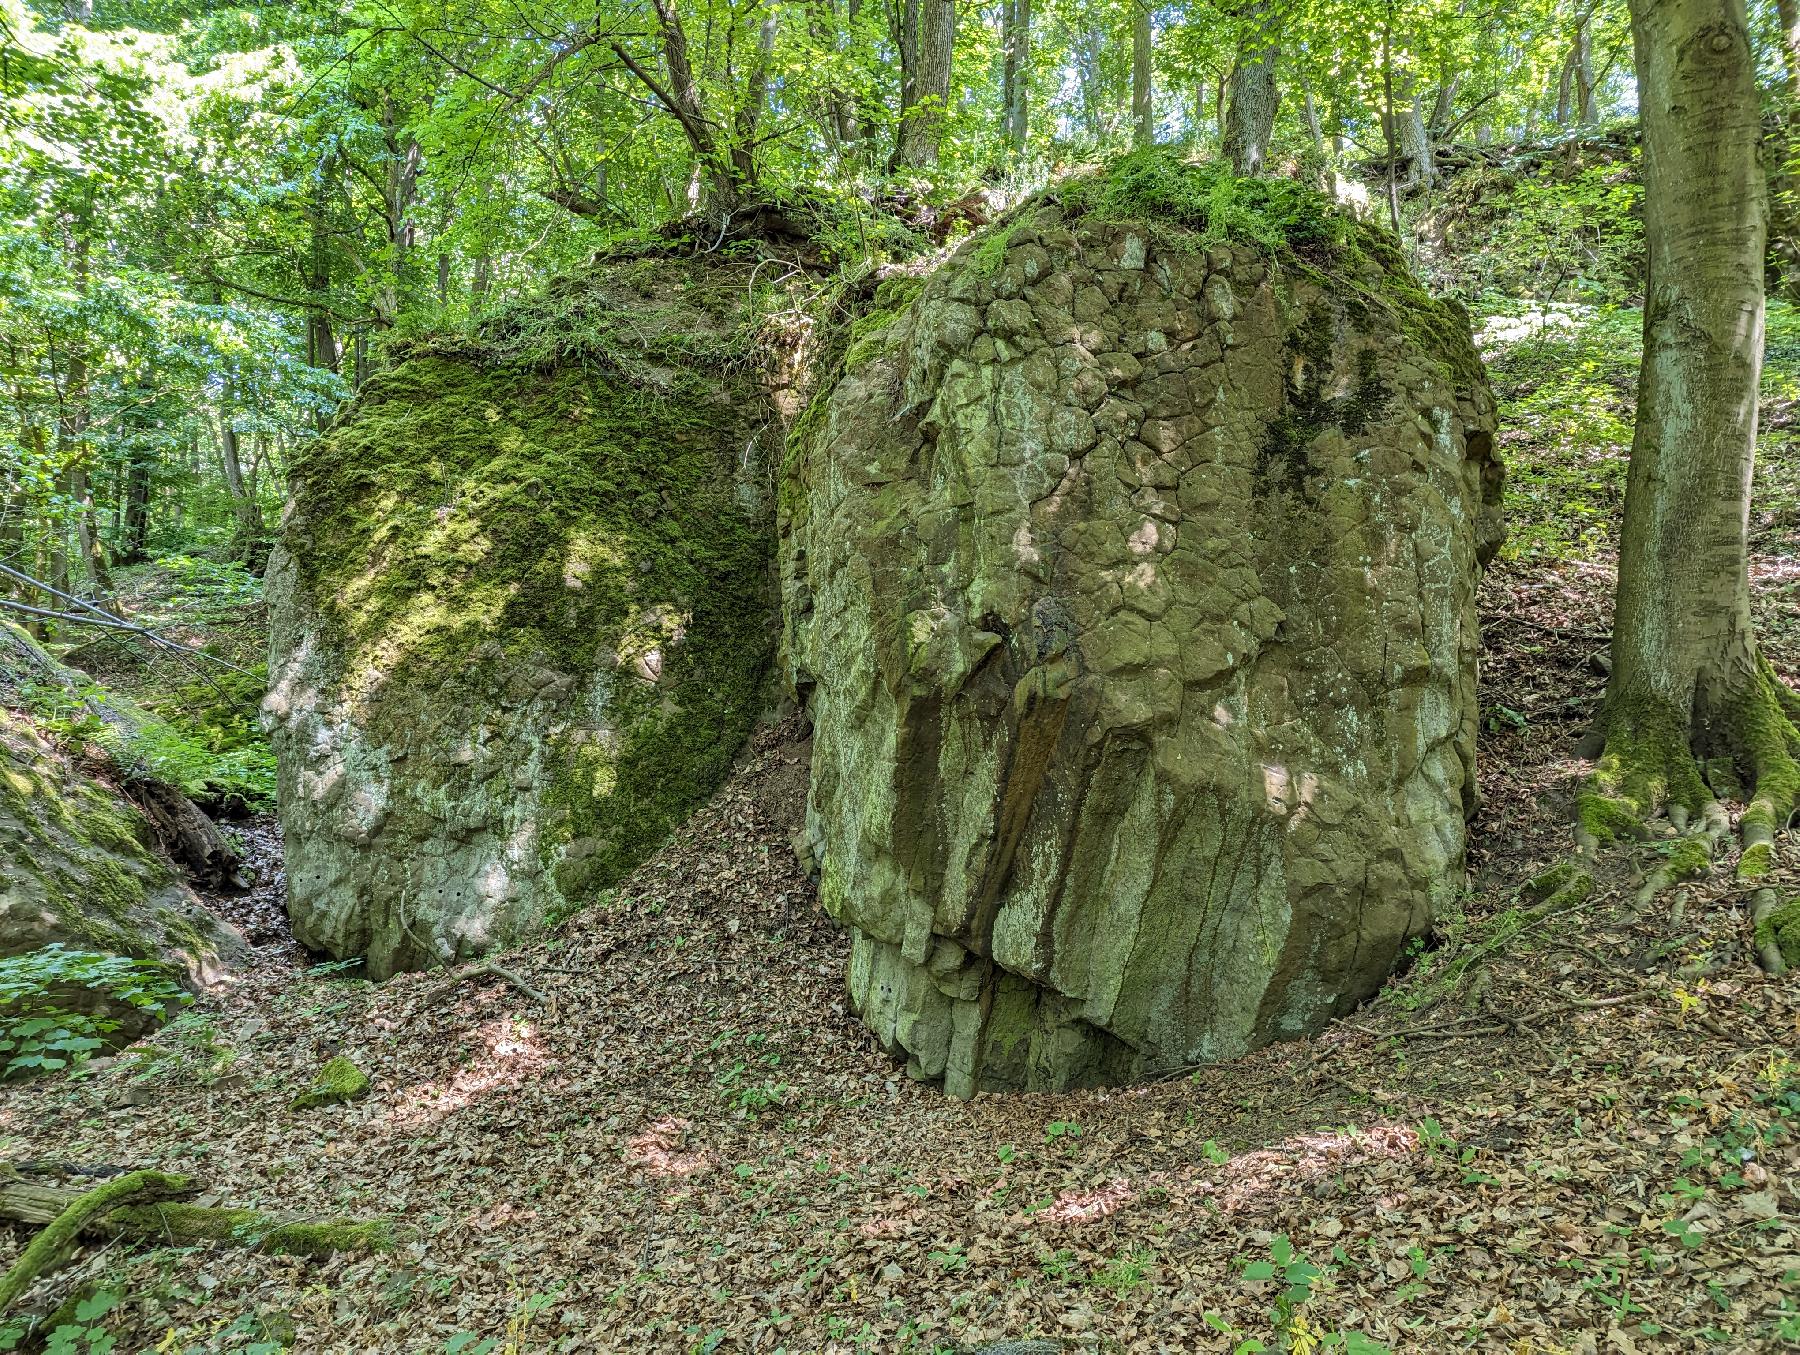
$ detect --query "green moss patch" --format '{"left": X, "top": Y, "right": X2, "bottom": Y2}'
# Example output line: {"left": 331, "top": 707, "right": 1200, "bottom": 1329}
{"left": 291, "top": 1055, "right": 370, "bottom": 1109}
{"left": 282, "top": 258, "right": 780, "bottom": 924}
{"left": 1755, "top": 895, "right": 1800, "bottom": 967}
{"left": 1049, "top": 149, "right": 1485, "bottom": 392}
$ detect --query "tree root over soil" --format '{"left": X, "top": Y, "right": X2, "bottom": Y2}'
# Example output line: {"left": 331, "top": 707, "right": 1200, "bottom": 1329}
{"left": 0, "top": 1170, "right": 394, "bottom": 1300}
{"left": 1574, "top": 659, "right": 1800, "bottom": 968}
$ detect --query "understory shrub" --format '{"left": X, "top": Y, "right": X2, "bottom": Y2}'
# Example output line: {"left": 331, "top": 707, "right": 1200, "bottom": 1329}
{"left": 0, "top": 945, "right": 188, "bottom": 1077}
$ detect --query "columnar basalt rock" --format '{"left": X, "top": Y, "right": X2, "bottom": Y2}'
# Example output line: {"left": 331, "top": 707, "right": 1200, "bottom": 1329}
{"left": 265, "top": 260, "right": 779, "bottom": 979}
{"left": 783, "top": 157, "right": 1502, "bottom": 1096}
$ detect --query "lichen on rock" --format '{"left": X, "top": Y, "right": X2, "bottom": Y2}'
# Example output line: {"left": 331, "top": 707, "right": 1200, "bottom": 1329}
{"left": 782, "top": 151, "right": 1503, "bottom": 1096}
{"left": 266, "top": 257, "right": 782, "bottom": 978}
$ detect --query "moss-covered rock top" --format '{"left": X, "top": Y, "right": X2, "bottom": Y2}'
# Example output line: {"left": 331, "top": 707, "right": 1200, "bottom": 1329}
{"left": 988, "top": 150, "right": 1487, "bottom": 393}
{"left": 292, "top": 258, "right": 774, "bottom": 682}
{"left": 291, "top": 1054, "right": 370, "bottom": 1109}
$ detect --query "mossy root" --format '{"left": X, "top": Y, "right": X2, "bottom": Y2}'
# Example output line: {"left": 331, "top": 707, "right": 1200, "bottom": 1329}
{"left": 1634, "top": 802, "right": 1728, "bottom": 911}
{"left": 0, "top": 1169, "right": 189, "bottom": 1313}
{"left": 0, "top": 1176, "right": 393, "bottom": 1268}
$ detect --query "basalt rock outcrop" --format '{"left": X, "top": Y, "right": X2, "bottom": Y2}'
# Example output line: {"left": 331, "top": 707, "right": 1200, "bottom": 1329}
{"left": 783, "top": 154, "right": 1503, "bottom": 1096}
{"left": 265, "top": 259, "right": 779, "bottom": 978}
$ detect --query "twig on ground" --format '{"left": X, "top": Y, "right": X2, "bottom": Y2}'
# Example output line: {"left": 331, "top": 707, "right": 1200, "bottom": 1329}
{"left": 433, "top": 959, "right": 549, "bottom": 1005}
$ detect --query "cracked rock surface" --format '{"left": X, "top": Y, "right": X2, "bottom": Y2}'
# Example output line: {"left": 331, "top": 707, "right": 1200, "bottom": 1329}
{"left": 783, "top": 178, "right": 1502, "bottom": 1095}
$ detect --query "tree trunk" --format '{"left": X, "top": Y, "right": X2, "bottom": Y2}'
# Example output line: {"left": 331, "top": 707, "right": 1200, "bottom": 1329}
{"left": 1589, "top": 0, "right": 1799, "bottom": 870}
{"left": 217, "top": 407, "right": 264, "bottom": 551}
{"left": 731, "top": 8, "right": 779, "bottom": 186}
{"left": 1300, "top": 78, "right": 1331, "bottom": 193}
{"left": 1398, "top": 79, "right": 1434, "bottom": 188}
{"left": 1574, "top": 18, "right": 1598, "bottom": 122}
{"left": 1221, "top": 0, "right": 1278, "bottom": 174}
{"left": 1380, "top": 13, "right": 1402, "bottom": 238}
{"left": 895, "top": 0, "right": 954, "bottom": 170}
{"left": 1428, "top": 73, "right": 1460, "bottom": 136}
{"left": 1131, "top": 0, "right": 1153, "bottom": 146}
{"left": 120, "top": 452, "right": 150, "bottom": 564}
{"left": 1778, "top": 0, "right": 1800, "bottom": 88}
{"left": 611, "top": 0, "right": 744, "bottom": 216}
{"left": 1001, "top": 0, "right": 1031, "bottom": 160}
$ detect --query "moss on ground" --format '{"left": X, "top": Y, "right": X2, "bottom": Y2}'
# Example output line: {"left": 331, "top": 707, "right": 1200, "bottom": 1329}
{"left": 291, "top": 1055, "right": 370, "bottom": 1109}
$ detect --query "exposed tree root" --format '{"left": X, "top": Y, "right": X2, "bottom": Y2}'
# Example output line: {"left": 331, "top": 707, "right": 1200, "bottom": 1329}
{"left": 1732, "top": 658, "right": 1800, "bottom": 880}
{"left": 1577, "top": 659, "right": 1799, "bottom": 953}
{"left": 0, "top": 1175, "right": 394, "bottom": 1263}
{"left": 430, "top": 959, "right": 549, "bottom": 1006}
{"left": 1633, "top": 801, "right": 1729, "bottom": 912}
{"left": 1751, "top": 888, "right": 1793, "bottom": 977}
{"left": 0, "top": 1170, "right": 187, "bottom": 1313}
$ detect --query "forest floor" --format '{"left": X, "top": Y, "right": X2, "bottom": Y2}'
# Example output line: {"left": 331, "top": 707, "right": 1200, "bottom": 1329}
{"left": 3, "top": 303, "right": 1800, "bottom": 1354}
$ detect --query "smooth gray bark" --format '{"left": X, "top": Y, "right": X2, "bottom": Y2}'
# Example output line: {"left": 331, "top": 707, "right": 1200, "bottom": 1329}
{"left": 1131, "top": 0, "right": 1153, "bottom": 146}
{"left": 1604, "top": 0, "right": 1783, "bottom": 802}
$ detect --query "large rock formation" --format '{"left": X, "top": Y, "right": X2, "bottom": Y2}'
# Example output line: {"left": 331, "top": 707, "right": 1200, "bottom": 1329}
{"left": 783, "top": 154, "right": 1503, "bottom": 1096}
{"left": 266, "top": 259, "right": 779, "bottom": 978}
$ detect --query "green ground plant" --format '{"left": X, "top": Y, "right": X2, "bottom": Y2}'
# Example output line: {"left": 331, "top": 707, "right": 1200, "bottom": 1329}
{"left": 0, "top": 946, "right": 187, "bottom": 1078}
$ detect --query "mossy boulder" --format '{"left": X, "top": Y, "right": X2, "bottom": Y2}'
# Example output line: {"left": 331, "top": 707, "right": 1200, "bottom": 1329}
{"left": 291, "top": 1054, "right": 370, "bottom": 1109}
{"left": 0, "top": 702, "right": 244, "bottom": 989}
{"left": 783, "top": 152, "right": 1503, "bottom": 1095}
{"left": 265, "top": 258, "right": 781, "bottom": 978}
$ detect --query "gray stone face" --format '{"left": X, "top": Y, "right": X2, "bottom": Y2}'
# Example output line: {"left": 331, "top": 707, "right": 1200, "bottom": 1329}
{"left": 782, "top": 190, "right": 1502, "bottom": 1096}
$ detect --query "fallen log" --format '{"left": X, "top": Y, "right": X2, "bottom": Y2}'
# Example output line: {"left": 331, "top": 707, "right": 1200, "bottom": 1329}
{"left": 0, "top": 1177, "right": 394, "bottom": 1260}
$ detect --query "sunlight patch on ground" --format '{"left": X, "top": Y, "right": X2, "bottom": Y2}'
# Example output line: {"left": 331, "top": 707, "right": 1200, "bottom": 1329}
{"left": 1044, "top": 1177, "right": 1136, "bottom": 1225}
{"left": 626, "top": 1116, "right": 714, "bottom": 1178}
{"left": 387, "top": 1018, "right": 551, "bottom": 1129}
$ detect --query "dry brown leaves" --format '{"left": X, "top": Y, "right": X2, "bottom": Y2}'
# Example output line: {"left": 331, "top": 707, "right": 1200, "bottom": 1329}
{"left": 3, "top": 571, "right": 1799, "bottom": 1350}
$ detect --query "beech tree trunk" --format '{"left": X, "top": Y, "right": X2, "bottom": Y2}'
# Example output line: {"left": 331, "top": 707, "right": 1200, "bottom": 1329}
{"left": 894, "top": 0, "right": 954, "bottom": 169}
{"left": 1397, "top": 78, "right": 1434, "bottom": 188}
{"left": 1221, "top": 0, "right": 1278, "bottom": 174}
{"left": 611, "top": 0, "right": 746, "bottom": 216}
{"left": 218, "top": 407, "right": 264, "bottom": 551}
{"left": 1301, "top": 79, "right": 1330, "bottom": 192}
{"left": 1001, "top": 0, "right": 1030, "bottom": 160}
{"left": 1778, "top": 0, "right": 1800, "bottom": 87}
{"left": 1575, "top": 19, "right": 1598, "bottom": 122}
{"left": 1592, "top": 0, "right": 1800, "bottom": 860}
{"left": 1130, "top": 0, "right": 1153, "bottom": 147}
